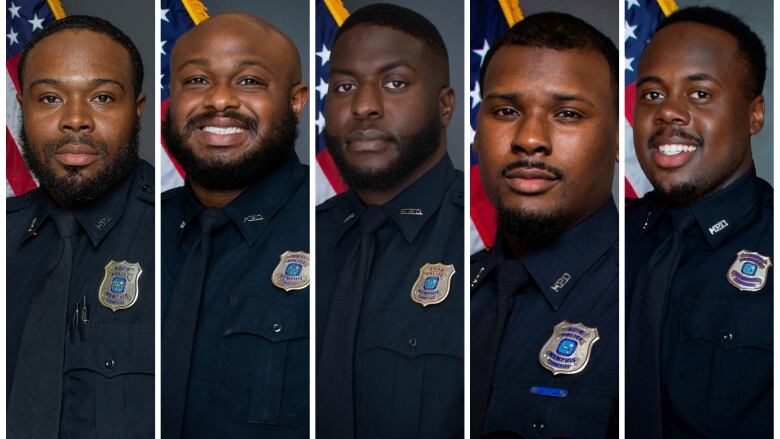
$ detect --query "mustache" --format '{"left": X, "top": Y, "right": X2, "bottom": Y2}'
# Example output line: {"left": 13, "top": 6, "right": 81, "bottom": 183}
{"left": 648, "top": 127, "right": 704, "bottom": 149}
{"left": 501, "top": 159, "right": 564, "bottom": 180}
{"left": 183, "top": 110, "right": 259, "bottom": 136}
{"left": 44, "top": 134, "right": 107, "bottom": 156}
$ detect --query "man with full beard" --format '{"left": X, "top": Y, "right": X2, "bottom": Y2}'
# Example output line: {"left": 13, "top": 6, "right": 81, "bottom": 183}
{"left": 7, "top": 16, "right": 153, "bottom": 438}
{"left": 161, "top": 13, "right": 309, "bottom": 439}
{"left": 470, "top": 13, "right": 619, "bottom": 438}
{"left": 627, "top": 7, "right": 772, "bottom": 438}
{"left": 316, "top": 4, "right": 463, "bottom": 438}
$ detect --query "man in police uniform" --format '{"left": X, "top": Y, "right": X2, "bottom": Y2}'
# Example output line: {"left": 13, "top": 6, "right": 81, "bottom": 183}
{"left": 470, "top": 13, "right": 619, "bottom": 438}
{"left": 161, "top": 12, "right": 309, "bottom": 439}
{"left": 316, "top": 4, "right": 463, "bottom": 438}
{"left": 7, "top": 16, "right": 153, "bottom": 438}
{"left": 627, "top": 7, "right": 772, "bottom": 438}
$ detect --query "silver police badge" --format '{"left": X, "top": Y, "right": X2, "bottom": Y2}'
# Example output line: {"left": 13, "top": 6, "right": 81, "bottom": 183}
{"left": 98, "top": 260, "right": 142, "bottom": 312}
{"left": 539, "top": 321, "right": 599, "bottom": 375}
{"left": 411, "top": 263, "right": 455, "bottom": 307}
{"left": 272, "top": 251, "right": 310, "bottom": 292}
{"left": 727, "top": 250, "right": 772, "bottom": 292}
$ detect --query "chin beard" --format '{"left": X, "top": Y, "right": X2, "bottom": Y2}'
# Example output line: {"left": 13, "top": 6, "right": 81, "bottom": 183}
{"left": 497, "top": 204, "right": 566, "bottom": 244}
{"left": 20, "top": 119, "right": 140, "bottom": 206}
{"left": 652, "top": 158, "right": 741, "bottom": 203}
{"left": 163, "top": 107, "right": 298, "bottom": 191}
{"left": 324, "top": 114, "right": 441, "bottom": 191}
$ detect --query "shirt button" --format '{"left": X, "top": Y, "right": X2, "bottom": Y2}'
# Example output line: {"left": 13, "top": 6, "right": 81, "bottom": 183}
{"left": 532, "top": 420, "right": 545, "bottom": 433}
{"left": 142, "top": 183, "right": 152, "bottom": 192}
{"left": 104, "top": 358, "right": 115, "bottom": 369}
{"left": 273, "top": 323, "right": 282, "bottom": 333}
{"left": 408, "top": 336, "right": 418, "bottom": 348}
{"left": 722, "top": 332, "right": 734, "bottom": 342}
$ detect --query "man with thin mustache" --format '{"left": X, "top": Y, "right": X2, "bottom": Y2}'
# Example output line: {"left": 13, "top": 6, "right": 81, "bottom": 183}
{"left": 161, "top": 12, "right": 310, "bottom": 439}
{"left": 7, "top": 15, "right": 153, "bottom": 438}
{"left": 316, "top": 4, "right": 463, "bottom": 438}
{"left": 470, "top": 12, "right": 619, "bottom": 438}
{"left": 627, "top": 7, "right": 773, "bottom": 438}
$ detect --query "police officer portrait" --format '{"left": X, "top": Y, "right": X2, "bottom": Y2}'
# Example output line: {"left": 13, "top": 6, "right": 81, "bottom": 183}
{"left": 315, "top": 2, "right": 464, "bottom": 438}
{"left": 625, "top": 2, "right": 774, "bottom": 438}
{"left": 6, "top": 6, "right": 154, "bottom": 439}
{"left": 160, "top": 2, "right": 310, "bottom": 438}
{"left": 469, "top": 7, "right": 619, "bottom": 439}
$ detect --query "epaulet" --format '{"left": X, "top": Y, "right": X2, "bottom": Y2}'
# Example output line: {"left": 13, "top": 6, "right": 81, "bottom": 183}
{"left": 7, "top": 190, "right": 36, "bottom": 214}
{"left": 135, "top": 160, "right": 155, "bottom": 205}
{"left": 162, "top": 186, "right": 186, "bottom": 202}
{"left": 449, "top": 169, "right": 465, "bottom": 207}
{"left": 316, "top": 192, "right": 346, "bottom": 213}
{"left": 470, "top": 247, "right": 492, "bottom": 264}
{"left": 625, "top": 196, "right": 644, "bottom": 207}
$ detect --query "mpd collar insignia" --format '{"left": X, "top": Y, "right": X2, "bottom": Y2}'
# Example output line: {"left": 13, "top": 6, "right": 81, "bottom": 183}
{"left": 727, "top": 250, "right": 772, "bottom": 292}
{"left": 272, "top": 251, "right": 310, "bottom": 292}
{"left": 411, "top": 262, "right": 455, "bottom": 307}
{"left": 539, "top": 321, "right": 599, "bottom": 375}
{"left": 98, "top": 260, "right": 142, "bottom": 312}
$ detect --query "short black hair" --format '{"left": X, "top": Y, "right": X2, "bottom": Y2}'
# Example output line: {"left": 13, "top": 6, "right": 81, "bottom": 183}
{"left": 17, "top": 15, "right": 144, "bottom": 97}
{"left": 334, "top": 3, "right": 448, "bottom": 63}
{"left": 479, "top": 12, "right": 618, "bottom": 105}
{"left": 655, "top": 6, "right": 766, "bottom": 97}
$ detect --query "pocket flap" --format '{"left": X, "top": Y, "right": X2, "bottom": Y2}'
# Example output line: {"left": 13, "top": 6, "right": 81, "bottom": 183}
{"left": 64, "top": 324, "right": 154, "bottom": 378}
{"left": 223, "top": 296, "right": 309, "bottom": 342}
{"left": 365, "top": 311, "right": 463, "bottom": 359}
{"left": 681, "top": 297, "right": 772, "bottom": 351}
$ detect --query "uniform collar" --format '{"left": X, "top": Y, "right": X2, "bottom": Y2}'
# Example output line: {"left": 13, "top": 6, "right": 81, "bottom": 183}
{"left": 179, "top": 154, "right": 306, "bottom": 247}
{"left": 643, "top": 166, "right": 762, "bottom": 248}
{"left": 335, "top": 155, "right": 456, "bottom": 243}
{"left": 20, "top": 161, "right": 143, "bottom": 247}
{"left": 479, "top": 199, "right": 617, "bottom": 311}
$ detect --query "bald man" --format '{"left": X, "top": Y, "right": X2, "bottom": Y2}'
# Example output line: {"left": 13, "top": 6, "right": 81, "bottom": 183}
{"left": 161, "top": 13, "right": 310, "bottom": 439}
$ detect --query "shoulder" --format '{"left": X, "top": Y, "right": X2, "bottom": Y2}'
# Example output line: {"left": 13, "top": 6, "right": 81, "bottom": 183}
{"left": 133, "top": 160, "right": 155, "bottom": 205}
{"left": 447, "top": 168, "right": 465, "bottom": 208}
{"left": 316, "top": 192, "right": 348, "bottom": 215}
{"left": 7, "top": 190, "right": 37, "bottom": 215}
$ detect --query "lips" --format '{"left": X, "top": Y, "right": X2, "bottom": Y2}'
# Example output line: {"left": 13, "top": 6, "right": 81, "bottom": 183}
{"left": 344, "top": 129, "right": 393, "bottom": 152}
{"left": 503, "top": 167, "right": 560, "bottom": 194}
{"left": 194, "top": 116, "right": 249, "bottom": 147}
{"left": 650, "top": 139, "right": 700, "bottom": 169}
{"left": 55, "top": 143, "right": 99, "bottom": 167}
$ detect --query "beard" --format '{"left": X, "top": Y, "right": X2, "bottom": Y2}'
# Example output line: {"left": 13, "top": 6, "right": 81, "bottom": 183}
{"left": 163, "top": 107, "right": 298, "bottom": 191}
{"left": 20, "top": 118, "right": 139, "bottom": 206}
{"left": 324, "top": 114, "right": 441, "bottom": 191}
{"left": 497, "top": 202, "right": 567, "bottom": 244}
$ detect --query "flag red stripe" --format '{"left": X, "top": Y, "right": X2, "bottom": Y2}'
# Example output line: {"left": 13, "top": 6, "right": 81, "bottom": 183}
{"left": 316, "top": 149, "right": 347, "bottom": 194}
{"left": 6, "top": 128, "right": 36, "bottom": 195}
{"left": 7, "top": 53, "right": 21, "bottom": 93}
{"left": 160, "top": 99, "right": 186, "bottom": 178}
{"left": 624, "top": 82, "right": 636, "bottom": 125}
{"left": 469, "top": 164, "right": 497, "bottom": 248}
{"left": 625, "top": 179, "right": 638, "bottom": 199}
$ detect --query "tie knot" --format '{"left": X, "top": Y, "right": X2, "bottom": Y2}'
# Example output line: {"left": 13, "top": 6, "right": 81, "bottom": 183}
{"left": 495, "top": 260, "right": 530, "bottom": 297}
{"left": 360, "top": 207, "right": 387, "bottom": 235}
{"left": 668, "top": 207, "right": 695, "bottom": 232}
{"left": 50, "top": 209, "right": 80, "bottom": 237}
{"left": 197, "top": 208, "right": 230, "bottom": 235}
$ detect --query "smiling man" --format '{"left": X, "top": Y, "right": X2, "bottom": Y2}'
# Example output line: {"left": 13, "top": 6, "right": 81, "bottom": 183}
{"left": 470, "top": 12, "right": 618, "bottom": 438}
{"left": 626, "top": 7, "right": 773, "bottom": 438}
{"left": 315, "top": 4, "right": 463, "bottom": 438}
{"left": 161, "top": 12, "right": 309, "bottom": 439}
{"left": 7, "top": 15, "right": 153, "bottom": 438}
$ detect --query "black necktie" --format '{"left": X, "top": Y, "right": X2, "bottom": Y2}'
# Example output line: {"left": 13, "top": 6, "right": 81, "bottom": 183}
{"left": 8, "top": 209, "right": 80, "bottom": 438}
{"left": 317, "top": 207, "right": 387, "bottom": 439}
{"left": 627, "top": 208, "right": 695, "bottom": 438}
{"left": 163, "top": 208, "right": 230, "bottom": 439}
{"left": 471, "top": 260, "right": 530, "bottom": 438}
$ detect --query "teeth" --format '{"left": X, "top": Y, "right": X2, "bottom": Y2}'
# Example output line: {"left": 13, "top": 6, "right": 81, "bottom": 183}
{"left": 658, "top": 144, "right": 697, "bottom": 156}
{"left": 202, "top": 126, "right": 245, "bottom": 135}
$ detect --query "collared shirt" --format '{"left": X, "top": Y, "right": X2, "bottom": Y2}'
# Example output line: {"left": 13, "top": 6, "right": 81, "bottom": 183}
{"left": 316, "top": 156, "right": 464, "bottom": 438}
{"left": 162, "top": 154, "right": 309, "bottom": 439}
{"left": 7, "top": 160, "right": 155, "bottom": 439}
{"left": 471, "top": 200, "right": 618, "bottom": 439}
{"left": 626, "top": 167, "right": 773, "bottom": 437}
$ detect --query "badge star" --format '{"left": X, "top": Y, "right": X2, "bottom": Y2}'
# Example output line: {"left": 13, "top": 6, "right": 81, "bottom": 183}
{"left": 315, "top": 77, "right": 329, "bottom": 99}
{"left": 160, "top": 40, "right": 167, "bottom": 55}
{"left": 160, "top": 74, "right": 165, "bottom": 89}
{"left": 315, "top": 44, "right": 331, "bottom": 66}
{"left": 8, "top": 2, "right": 20, "bottom": 19}
{"left": 315, "top": 111, "right": 325, "bottom": 134}
{"left": 28, "top": 13, "right": 44, "bottom": 31}
{"left": 625, "top": 21, "right": 638, "bottom": 42}
{"left": 625, "top": 56, "right": 635, "bottom": 72}
{"left": 626, "top": 0, "right": 640, "bottom": 10}
{"left": 161, "top": 8, "right": 169, "bottom": 22}
{"left": 474, "top": 39, "right": 490, "bottom": 66}
{"left": 470, "top": 82, "right": 481, "bottom": 109}
{"left": 7, "top": 28, "right": 19, "bottom": 45}
{"left": 469, "top": 124, "right": 476, "bottom": 145}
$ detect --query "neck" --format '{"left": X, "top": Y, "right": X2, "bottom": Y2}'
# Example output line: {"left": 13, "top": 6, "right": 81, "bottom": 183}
{"left": 189, "top": 181, "right": 245, "bottom": 208}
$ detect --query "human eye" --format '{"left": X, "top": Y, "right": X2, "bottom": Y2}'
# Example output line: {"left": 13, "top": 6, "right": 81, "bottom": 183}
{"left": 554, "top": 109, "right": 584, "bottom": 121}
{"left": 689, "top": 90, "right": 711, "bottom": 101}
{"left": 642, "top": 90, "right": 665, "bottom": 101}
{"left": 333, "top": 82, "right": 355, "bottom": 93}
{"left": 91, "top": 94, "right": 114, "bottom": 104}
{"left": 383, "top": 79, "right": 407, "bottom": 90}
{"left": 493, "top": 107, "right": 518, "bottom": 118}
{"left": 40, "top": 95, "right": 62, "bottom": 104}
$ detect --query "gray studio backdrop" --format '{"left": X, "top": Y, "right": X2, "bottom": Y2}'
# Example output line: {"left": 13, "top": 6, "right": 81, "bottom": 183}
{"left": 60, "top": 0, "right": 156, "bottom": 165}
{"left": 675, "top": 0, "right": 773, "bottom": 185}
{"left": 341, "top": 0, "right": 465, "bottom": 171}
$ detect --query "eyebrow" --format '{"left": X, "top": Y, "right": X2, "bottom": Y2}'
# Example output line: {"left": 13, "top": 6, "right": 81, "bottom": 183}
{"left": 28, "top": 77, "right": 125, "bottom": 91}
{"left": 637, "top": 72, "right": 717, "bottom": 88}
{"left": 177, "top": 58, "right": 272, "bottom": 73}
{"left": 483, "top": 91, "right": 595, "bottom": 106}
{"left": 329, "top": 59, "right": 416, "bottom": 76}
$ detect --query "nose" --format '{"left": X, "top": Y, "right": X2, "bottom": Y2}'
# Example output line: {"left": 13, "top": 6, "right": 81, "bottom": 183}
{"left": 655, "top": 95, "right": 690, "bottom": 126}
{"left": 511, "top": 112, "right": 551, "bottom": 156}
{"left": 351, "top": 85, "right": 383, "bottom": 119}
{"left": 58, "top": 99, "right": 94, "bottom": 133}
{"left": 203, "top": 82, "right": 240, "bottom": 112}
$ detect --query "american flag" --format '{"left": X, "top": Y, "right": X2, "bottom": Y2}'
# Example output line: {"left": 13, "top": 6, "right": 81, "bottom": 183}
{"left": 6, "top": 0, "right": 66, "bottom": 197}
{"left": 470, "top": 0, "right": 522, "bottom": 252}
{"left": 625, "top": 0, "right": 677, "bottom": 198}
{"left": 160, "top": 0, "right": 210, "bottom": 191}
{"left": 314, "top": 0, "right": 349, "bottom": 204}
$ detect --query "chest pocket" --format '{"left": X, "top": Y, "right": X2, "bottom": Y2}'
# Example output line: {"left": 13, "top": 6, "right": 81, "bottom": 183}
{"left": 361, "top": 311, "right": 463, "bottom": 438}
{"left": 680, "top": 296, "right": 772, "bottom": 416}
{"left": 63, "top": 324, "right": 154, "bottom": 439}
{"left": 215, "top": 295, "right": 309, "bottom": 426}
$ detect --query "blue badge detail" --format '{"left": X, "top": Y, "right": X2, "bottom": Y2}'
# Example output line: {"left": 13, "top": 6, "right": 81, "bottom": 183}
{"left": 556, "top": 339, "right": 578, "bottom": 357}
{"left": 741, "top": 262, "right": 758, "bottom": 276}
{"left": 529, "top": 386, "right": 568, "bottom": 398}
{"left": 285, "top": 263, "right": 302, "bottom": 277}
{"left": 423, "top": 276, "right": 439, "bottom": 291}
{"left": 111, "top": 277, "right": 127, "bottom": 293}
